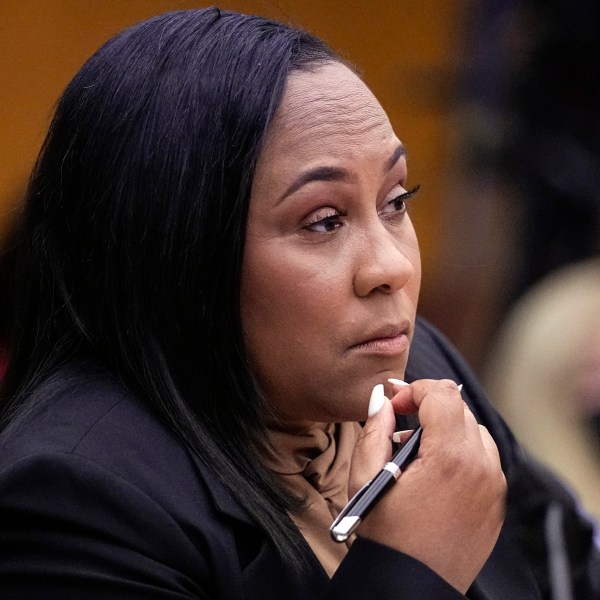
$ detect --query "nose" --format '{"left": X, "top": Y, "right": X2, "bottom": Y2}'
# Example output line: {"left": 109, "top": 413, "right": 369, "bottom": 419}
{"left": 353, "top": 225, "right": 416, "bottom": 297}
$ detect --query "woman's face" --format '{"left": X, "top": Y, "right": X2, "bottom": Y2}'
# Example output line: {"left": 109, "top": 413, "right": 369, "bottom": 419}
{"left": 241, "top": 61, "right": 421, "bottom": 428}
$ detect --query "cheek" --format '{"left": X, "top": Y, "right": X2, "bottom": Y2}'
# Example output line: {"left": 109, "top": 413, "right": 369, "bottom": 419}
{"left": 240, "top": 241, "right": 352, "bottom": 421}
{"left": 240, "top": 242, "right": 340, "bottom": 363}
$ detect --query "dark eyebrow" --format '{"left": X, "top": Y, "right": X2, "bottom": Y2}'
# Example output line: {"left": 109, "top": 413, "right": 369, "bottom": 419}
{"left": 384, "top": 144, "right": 406, "bottom": 173}
{"left": 278, "top": 143, "right": 406, "bottom": 204}
{"left": 278, "top": 165, "right": 353, "bottom": 204}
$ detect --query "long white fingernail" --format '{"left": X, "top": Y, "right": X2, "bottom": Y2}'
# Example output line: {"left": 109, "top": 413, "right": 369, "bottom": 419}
{"left": 458, "top": 384, "right": 463, "bottom": 392}
{"left": 368, "top": 384, "right": 385, "bottom": 417}
{"left": 388, "top": 378, "right": 409, "bottom": 386}
{"left": 392, "top": 431, "right": 403, "bottom": 443}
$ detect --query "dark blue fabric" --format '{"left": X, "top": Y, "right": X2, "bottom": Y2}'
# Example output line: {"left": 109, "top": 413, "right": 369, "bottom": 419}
{"left": 0, "top": 358, "right": 469, "bottom": 599}
{"left": 1, "top": 317, "right": 586, "bottom": 598}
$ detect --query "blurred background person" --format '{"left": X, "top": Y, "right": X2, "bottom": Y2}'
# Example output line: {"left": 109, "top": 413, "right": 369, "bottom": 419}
{"left": 485, "top": 258, "right": 600, "bottom": 523}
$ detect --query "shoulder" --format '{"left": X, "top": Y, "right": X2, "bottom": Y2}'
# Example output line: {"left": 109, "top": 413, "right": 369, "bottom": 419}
{"left": 0, "top": 361, "right": 252, "bottom": 597}
{"left": 0, "top": 361, "right": 223, "bottom": 526}
{"left": 1, "top": 362, "right": 184, "bottom": 469}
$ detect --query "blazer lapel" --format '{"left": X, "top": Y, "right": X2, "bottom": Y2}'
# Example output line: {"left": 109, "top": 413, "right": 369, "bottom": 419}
{"left": 189, "top": 451, "right": 329, "bottom": 600}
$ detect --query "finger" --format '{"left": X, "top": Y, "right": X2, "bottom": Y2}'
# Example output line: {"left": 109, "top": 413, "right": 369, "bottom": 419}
{"left": 412, "top": 379, "right": 468, "bottom": 432}
{"left": 387, "top": 380, "right": 418, "bottom": 415}
{"left": 350, "top": 385, "right": 395, "bottom": 494}
{"left": 388, "top": 378, "right": 463, "bottom": 415}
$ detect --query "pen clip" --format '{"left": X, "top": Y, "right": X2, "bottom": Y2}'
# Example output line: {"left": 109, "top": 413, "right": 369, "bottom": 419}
{"left": 330, "top": 479, "right": 372, "bottom": 542}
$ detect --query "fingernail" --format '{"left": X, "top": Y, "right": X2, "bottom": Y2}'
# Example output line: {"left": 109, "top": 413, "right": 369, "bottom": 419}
{"left": 457, "top": 384, "right": 463, "bottom": 392}
{"left": 392, "top": 431, "right": 403, "bottom": 443}
{"left": 368, "top": 384, "right": 385, "bottom": 417}
{"left": 388, "top": 378, "right": 409, "bottom": 386}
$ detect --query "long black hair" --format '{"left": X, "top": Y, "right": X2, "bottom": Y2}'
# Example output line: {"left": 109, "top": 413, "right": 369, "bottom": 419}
{"left": 0, "top": 7, "right": 338, "bottom": 568}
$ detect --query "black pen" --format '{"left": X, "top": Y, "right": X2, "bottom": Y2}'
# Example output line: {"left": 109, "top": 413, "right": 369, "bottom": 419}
{"left": 330, "top": 425, "right": 423, "bottom": 543}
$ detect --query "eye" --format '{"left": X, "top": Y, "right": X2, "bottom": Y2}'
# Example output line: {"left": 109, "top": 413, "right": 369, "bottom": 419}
{"left": 303, "top": 207, "right": 347, "bottom": 233}
{"left": 379, "top": 184, "right": 420, "bottom": 217}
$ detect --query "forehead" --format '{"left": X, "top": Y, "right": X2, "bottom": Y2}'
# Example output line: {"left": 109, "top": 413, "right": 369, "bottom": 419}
{"left": 262, "top": 61, "right": 396, "bottom": 160}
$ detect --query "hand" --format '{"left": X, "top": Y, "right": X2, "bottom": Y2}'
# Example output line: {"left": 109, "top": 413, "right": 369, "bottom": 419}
{"left": 349, "top": 379, "right": 506, "bottom": 594}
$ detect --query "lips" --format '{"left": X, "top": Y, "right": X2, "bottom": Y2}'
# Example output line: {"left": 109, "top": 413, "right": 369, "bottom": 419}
{"left": 349, "top": 323, "right": 411, "bottom": 354}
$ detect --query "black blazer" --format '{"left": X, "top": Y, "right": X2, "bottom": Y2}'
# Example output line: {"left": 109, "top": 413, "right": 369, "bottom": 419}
{"left": 0, "top": 318, "right": 595, "bottom": 599}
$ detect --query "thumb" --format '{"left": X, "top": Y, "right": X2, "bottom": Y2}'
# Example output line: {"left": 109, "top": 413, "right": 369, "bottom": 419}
{"left": 350, "top": 384, "right": 395, "bottom": 495}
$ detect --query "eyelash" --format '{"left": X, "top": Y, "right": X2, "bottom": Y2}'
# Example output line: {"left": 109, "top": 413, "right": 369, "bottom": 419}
{"left": 303, "top": 210, "right": 348, "bottom": 233}
{"left": 383, "top": 184, "right": 421, "bottom": 216}
{"left": 303, "top": 184, "right": 420, "bottom": 233}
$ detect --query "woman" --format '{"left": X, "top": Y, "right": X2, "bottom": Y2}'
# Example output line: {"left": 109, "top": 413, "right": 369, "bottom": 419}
{"left": 0, "top": 8, "right": 597, "bottom": 599}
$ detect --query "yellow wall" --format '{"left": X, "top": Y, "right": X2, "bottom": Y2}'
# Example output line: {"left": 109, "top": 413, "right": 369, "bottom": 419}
{"left": 0, "top": 0, "right": 467, "bottom": 293}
